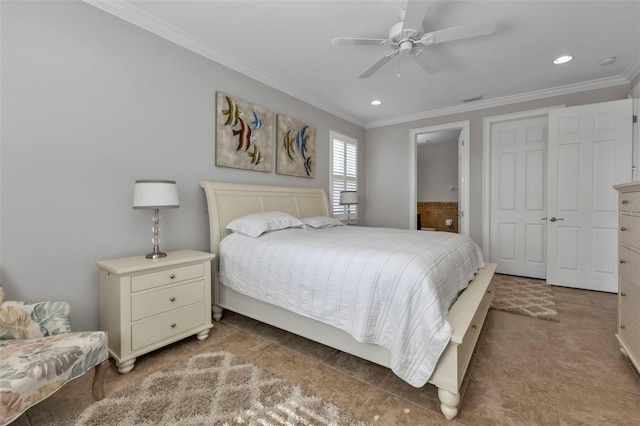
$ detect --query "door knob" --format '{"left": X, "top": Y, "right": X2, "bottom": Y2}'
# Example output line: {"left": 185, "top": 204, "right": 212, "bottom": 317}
{"left": 549, "top": 217, "right": 564, "bottom": 222}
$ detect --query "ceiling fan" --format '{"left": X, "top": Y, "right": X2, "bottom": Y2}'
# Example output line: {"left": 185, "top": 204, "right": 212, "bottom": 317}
{"left": 332, "top": 1, "right": 497, "bottom": 79}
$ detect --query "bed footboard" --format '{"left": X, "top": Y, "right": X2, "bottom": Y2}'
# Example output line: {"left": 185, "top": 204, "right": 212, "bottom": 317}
{"left": 429, "top": 263, "right": 496, "bottom": 419}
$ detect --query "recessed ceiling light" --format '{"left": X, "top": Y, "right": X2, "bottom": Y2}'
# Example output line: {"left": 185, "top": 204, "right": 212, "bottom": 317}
{"left": 599, "top": 57, "right": 616, "bottom": 66}
{"left": 553, "top": 55, "right": 573, "bottom": 65}
{"left": 370, "top": 100, "right": 382, "bottom": 106}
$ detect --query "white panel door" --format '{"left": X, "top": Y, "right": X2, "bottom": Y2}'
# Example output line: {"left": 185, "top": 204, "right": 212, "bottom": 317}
{"left": 547, "top": 98, "right": 633, "bottom": 292}
{"left": 490, "top": 116, "right": 548, "bottom": 278}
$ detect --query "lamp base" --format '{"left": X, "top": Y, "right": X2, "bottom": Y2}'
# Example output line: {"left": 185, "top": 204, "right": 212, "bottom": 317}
{"left": 145, "top": 251, "right": 167, "bottom": 259}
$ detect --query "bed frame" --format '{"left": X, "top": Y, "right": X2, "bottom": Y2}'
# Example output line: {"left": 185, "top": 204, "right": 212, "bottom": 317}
{"left": 200, "top": 181, "right": 496, "bottom": 420}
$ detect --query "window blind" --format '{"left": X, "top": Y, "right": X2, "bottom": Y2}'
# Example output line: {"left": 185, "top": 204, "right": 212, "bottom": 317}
{"left": 330, "top": 131, "right": 358, "bottom": 219}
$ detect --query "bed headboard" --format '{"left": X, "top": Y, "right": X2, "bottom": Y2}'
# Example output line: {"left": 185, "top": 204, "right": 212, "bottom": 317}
{"left": 200, "top": 181, "right": 331, "bottom": 255}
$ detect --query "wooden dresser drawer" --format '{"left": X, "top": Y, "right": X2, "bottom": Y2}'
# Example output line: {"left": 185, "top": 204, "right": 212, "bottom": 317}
{"left": 131, "top": 263, "right": 204, "bottom": 292}
{"left": 131, "top": 303, "right": 205, "bottom": 351}
{"left": 620, "top": 215, "right": 640, "bottom": 252}
{"left": 619, "top": 190, "right": 640, "bottom": 212}
{"left": 619, "top": 305, "right": 640, "bottom": 358}
{"left": 619, "top": 245, "right": 640, "bottom": 287}
{"left": 131, "top": 280, "right": 205, "bottom": 321}
{"left": 620, "top": 278, "right": 640, "bottom": 323}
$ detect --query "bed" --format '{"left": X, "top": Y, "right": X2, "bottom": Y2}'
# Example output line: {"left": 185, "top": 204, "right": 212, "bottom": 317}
{"left": 200, "top": 181, "right": 496, "bottom": 420}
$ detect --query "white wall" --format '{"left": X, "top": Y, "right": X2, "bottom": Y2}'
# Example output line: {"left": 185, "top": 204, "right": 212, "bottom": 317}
{"left": 417, "top": 140, "right": 458, "bottom": 202}
{"left": 0, "top": 1, "right": 365, "bottom": 330}
{"left": 365, "top": 85, "right": 631, "bottom": 245}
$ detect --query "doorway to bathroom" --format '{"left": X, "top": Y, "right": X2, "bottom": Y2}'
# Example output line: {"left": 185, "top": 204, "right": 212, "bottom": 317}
{"left": 409, "top": 121, "right": 470, "bottom": 237}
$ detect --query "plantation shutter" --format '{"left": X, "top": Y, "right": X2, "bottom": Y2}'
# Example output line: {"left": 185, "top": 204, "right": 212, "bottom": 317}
{"left": 330, "top": 132, "right": 358, "bottom": 219}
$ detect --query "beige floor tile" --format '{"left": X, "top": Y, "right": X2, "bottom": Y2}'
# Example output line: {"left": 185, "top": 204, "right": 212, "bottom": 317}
{"left": 555, "top": 381, "right": 640, "bottom": 425}
{"left": 323, "top": 350, "right": 391, "bottom": 386}
{"left": 279, "top": 332, "right": 338, "bottom": 362}
{"left": 552, "top": 286, "right": 595, "bottom": 307}
{"left": 378, "top": 371, "right": 441, "bottom": 413}
{"left": 355, "top": 390, "right": 446, "bottom": 426}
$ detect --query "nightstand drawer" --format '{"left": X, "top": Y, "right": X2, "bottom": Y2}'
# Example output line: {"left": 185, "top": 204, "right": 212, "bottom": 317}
{"left": 620, "top": 277, "right": 640, "bottom": 322}
{"left": 131, "top": 303, "right": 205, "bottom": 351}
{"left": 131, "top": 263, "right": 204, "bottom": 292}
{"left": 131, "top": 280, "right": 205, "bottom": 321}
{"left": 619, "top": 191, "right": 640, "bottom": 212}
{"left": 619, "top": 245, "right": 640, "bottom": 287}
{"left": 620, "top": 215, "right": 640, "bottom": 252}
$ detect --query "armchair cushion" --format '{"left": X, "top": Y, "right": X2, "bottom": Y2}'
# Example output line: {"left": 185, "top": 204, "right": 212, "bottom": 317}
{"left": 0, "top": 331, "right": 108, "bottom": 425}
{"left": 0, "top": 301, "right": 71, "bottom": 340}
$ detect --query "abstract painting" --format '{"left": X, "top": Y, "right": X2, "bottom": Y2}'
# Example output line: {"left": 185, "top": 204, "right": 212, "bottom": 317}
{"left": 215, "top": 92, "right": 273, "bottom": 172}
{"left": 276, "top": 114, "right": 316, "bottom": 178}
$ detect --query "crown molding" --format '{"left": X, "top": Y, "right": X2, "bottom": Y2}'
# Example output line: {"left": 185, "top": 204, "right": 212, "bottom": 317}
{"left": 84, "top": 0, "right": 367, "bottom": 128}
{"left": 85, "top": 1, "right": 636, "bottom": 131}
{"left": 365, "top": 75, "right": 631, "bottom": 129}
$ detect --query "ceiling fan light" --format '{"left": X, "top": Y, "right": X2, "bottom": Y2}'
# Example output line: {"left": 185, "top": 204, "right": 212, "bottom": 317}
{"left": 553, "top": 55, "right": 573, "bottom": 65}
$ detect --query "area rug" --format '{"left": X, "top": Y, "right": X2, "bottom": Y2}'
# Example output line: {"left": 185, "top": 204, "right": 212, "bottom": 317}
{"left": 58, "top": 349, "right": 368, "bottom": 425}
{"left": 491, "top": 275, "right": 559, "bottom": 321}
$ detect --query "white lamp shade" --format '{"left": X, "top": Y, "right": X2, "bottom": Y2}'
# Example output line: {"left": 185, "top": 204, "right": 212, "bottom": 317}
{"left": 339, "top": 190, "right": 358, "bottom": 205}
{"left": 133, "top": 180, "right": 180, "bottom": 208}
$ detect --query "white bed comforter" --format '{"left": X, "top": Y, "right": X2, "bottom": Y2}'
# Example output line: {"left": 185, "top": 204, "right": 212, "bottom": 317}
{"left": 219, "top": 226, "right": 485, "bottom": 387}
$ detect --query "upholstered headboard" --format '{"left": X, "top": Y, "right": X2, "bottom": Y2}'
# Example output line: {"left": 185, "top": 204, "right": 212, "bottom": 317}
{"left": 200, "top": 181, "right": 331, "bottom": 256}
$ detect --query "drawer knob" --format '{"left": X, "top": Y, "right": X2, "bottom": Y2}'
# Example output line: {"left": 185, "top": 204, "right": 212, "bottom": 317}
{"left": 170, "top": 296, "right": 176, "bottom": 302}
{"left": 487, "top": 290, "right": 492, "bottom": 294}
{"left": 622, "top": 200, "right": 629, "bottom": 204}
{"left": 621, "top": 292, "right": 627, "bottom": 297}
{"left": 169, "top": 274, "right": 176, "bottom": 279}
{"left": 621, "top": 324, "right": 626, "bottom": 330}
{"left": 619, "top": 259, "right": 626, "bottom": 264}
{"left": 620, "top": 227, "right": 627, "bottom": 232}
{"left": 170, "top": 323, "right": 176, "bottom": 328}
{"left": 472, "top": 324, "right": 477, "bottom": 330}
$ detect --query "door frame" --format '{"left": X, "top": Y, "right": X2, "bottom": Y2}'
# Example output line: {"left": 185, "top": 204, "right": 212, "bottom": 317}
{"left": 409, "top": 120, "right": 470, "bottom": 237}
{"left": 482, "top": 106, "right": 564, "bottom": 262}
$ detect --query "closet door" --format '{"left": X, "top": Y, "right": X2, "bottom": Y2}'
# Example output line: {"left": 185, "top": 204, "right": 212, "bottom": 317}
{"left": 547, "top": 98, "right": 633, "bottom": 292}
{"left": 489, "top": 115, "right": 548, "bottom": 279}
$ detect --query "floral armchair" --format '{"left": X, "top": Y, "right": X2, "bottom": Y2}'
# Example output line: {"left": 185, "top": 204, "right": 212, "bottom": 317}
{"left": 0, "top": 286, "right": 109, "bottom": 425}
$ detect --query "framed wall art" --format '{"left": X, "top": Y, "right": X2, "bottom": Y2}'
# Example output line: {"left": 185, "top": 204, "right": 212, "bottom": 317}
{"left": 215, "top": 92, "right": 273, "bottom": 172}
{"left": 276, "top": 114, "right": 316, "bottom": 178}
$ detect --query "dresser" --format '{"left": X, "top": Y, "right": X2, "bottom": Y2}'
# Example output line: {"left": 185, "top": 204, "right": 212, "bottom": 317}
{"left": 614, "top": 182, "right": 640, "bottom": 373}
{"left": 97, "top": 250, "right": 215, "bottom": 373}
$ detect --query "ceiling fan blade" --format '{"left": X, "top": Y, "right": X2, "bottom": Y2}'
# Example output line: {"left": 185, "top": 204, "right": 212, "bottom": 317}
{"left": 359, "top": 51, "right": 400, "bottom": 79}
{"left": 412, "top": 49, "right": 443, "bottom": 74}
{"left": 402, "top": 1, "right": 430, "bottom": 32}
{"left": 331, "top": 38, "right": 388, "bottom": 46}
{"left": 420, "top": 21, "right": 497, "bottom": 45}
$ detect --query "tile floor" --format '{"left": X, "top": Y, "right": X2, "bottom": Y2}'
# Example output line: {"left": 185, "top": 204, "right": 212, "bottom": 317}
{"left": 15, "top": 275, "right": 640, "bottom": 425}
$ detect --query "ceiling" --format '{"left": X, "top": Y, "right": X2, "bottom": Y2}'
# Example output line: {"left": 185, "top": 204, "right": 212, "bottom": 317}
{"left": 89, "top": 1, "right": 640, "bottom": 128}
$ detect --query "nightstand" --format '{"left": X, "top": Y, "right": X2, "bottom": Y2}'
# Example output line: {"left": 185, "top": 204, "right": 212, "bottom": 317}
{"left": 96, "top": 250, "right": 215, "bottom": 374}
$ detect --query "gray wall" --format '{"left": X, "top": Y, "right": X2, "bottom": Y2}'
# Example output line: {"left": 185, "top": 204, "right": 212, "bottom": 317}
{"left": 417, "top": 140, "right": 458, "bottom": 202}
{"left": 1, "top": 1, "right": 365, "bottom": 331}
{"left": 365, "top": 85, "right": 631, "bottom": 245}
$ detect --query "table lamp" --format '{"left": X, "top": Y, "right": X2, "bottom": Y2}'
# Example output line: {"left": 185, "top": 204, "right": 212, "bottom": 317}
{"left": 133, "top": 179, "right": 179, "bottom": 259}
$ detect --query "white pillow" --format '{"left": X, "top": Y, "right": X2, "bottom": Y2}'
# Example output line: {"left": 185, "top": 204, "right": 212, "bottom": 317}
{"left": 301, "top": 216, "right": 345, "bottom": 229}
{"left": 226, "top": 211, "right": 305, "bottom": 237}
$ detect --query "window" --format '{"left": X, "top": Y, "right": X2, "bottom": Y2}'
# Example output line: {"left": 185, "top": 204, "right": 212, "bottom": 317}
{"left": 330, "top": 131, "right": 358, "bottom": 220}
